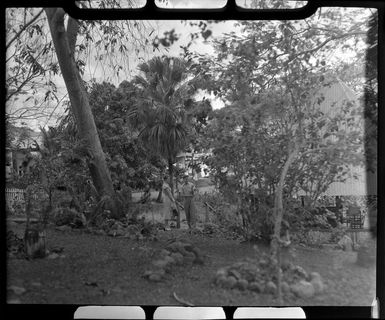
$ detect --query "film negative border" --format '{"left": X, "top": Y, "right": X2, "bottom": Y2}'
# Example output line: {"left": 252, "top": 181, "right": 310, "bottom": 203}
{"left": 2, "top": 0, "right": 384, "bottom": 319}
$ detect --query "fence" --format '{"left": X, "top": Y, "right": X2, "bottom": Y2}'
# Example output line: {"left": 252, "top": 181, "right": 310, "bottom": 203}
{"left": 6, "top": 188, "right": 25, "bottom": 203}
{"left": 6, "top": 188, "right": 42, "bottom": 215}
{"left": 6, "top": 188, "right": 25, "bottom": 216}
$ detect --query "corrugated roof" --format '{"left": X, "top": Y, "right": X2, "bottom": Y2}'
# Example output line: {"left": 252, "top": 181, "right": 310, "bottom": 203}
{"left": 311, "top": 78, "right": 359, "bottom": 117}
{"left": 7, "top": 125, "right": 42, "bottom": 149}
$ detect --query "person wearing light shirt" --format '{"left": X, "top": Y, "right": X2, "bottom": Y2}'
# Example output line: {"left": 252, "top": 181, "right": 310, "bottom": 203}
{"left": 180, "top": 175, "right": 196, "bottom": 229}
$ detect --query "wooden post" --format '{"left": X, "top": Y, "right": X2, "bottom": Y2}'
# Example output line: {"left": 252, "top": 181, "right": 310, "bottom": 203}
{"left": 277, "top": 244, "right": 282, "bottom": 305}
{"left": 24, "top": 188, "right": 46, "bottom": 259}
{"left": 176, "top": 206, "right": 181, "bottom": 229}
{"left": 205, "top": 203, "right": 209, "bottom": 223}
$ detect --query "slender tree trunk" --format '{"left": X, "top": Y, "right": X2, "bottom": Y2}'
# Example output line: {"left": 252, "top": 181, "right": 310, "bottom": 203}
{"left": 271, "top": 144, "right": 299, "bottom": 305}
{"left": 45, "top": 9, "right": 119, "bottom": 217}
{"left": 156, "top": 188, "right": 163, "bottom": 202}
{"left": 48, "top": 189, "right": 52, "bottom": 209}
{"left": 168, "top": 158, "right": 174, "bottom": 196}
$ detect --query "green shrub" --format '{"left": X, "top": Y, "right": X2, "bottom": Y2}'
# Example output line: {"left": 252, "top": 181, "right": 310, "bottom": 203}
{"left": 53, "top": 207, "right": 86, "bottom": 228}
{"left": 329, "top": 225, "right": 347, "bottom": 243}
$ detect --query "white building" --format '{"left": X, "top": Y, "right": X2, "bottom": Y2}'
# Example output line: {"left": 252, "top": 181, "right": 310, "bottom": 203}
{"left": 176, "top": 151, "right": 212, "bottom": 180}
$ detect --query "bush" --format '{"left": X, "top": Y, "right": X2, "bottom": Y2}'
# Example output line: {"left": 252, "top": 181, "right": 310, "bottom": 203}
{"left": 9, "top": 200, "right": 26, "bottom": 216}
{"left": 196, "top": 191, "right": 236, "bottom": 223}
{"left": 53, "top": 207, "right": 86, "bottom": 228}
{"left": 287, "top": 206, "right": 337, "bottom": 232}
{"left": 239, "top": 204, "right": 275, "bottom": 243}
{"left": 329, "top": 224, "right": 347, "bottom": 243}
{"left": 196, "top": 191, "right": 277, "bottom": 242}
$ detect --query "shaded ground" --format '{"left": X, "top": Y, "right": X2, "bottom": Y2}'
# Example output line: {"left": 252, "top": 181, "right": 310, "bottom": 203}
{"left": 7, "top": 221, "right": 375, "bottom": 306}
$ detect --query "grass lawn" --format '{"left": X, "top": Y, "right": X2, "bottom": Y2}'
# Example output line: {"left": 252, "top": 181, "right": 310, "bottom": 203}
{"left": 7, "top": 221, "right": 375, "bottom": 306}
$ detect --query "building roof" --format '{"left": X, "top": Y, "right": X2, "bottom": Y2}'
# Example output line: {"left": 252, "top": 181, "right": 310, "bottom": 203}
{"left": 298, "top": 79, "right": 376, "bottom": 196}
{"left": 311, "top": 78, "right": 359, "bottom": 117}
{"left": 7, "top": 124, "right": 42, "bottom": 150}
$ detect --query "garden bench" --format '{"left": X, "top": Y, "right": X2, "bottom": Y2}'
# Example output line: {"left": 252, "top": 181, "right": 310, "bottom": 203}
{"left": 345, "top": 213, "right": 369, "bottom": 248}
{"left": 347, "top": 214, "right": 365, "bottom": 229}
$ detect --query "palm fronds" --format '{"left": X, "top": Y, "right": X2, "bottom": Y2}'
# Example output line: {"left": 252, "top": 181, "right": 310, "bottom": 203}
{"left": 133, "top": 56, "right": 193, "bottom": 161}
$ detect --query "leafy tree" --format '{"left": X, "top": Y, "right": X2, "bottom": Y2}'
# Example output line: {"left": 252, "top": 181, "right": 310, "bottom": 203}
{"left": 363, "top": 11, "right": 378, "bottom": 174}
{"left": 187, "top": 9, "right": 368, "bottom": 98}
{"left": 204, "top": 75, "right": 364, "bottom": 303}
{"left": 190, "top": 11, "right": 369, "bottom": 303}
{"left": 35, "top": 124, "right": 92, "bottom": 209}
{"left": 88, "top": 80, "right": 166, "bottom": 190}
{"left": 6, "top": 4, "right": 155, "bottom": 219}
{"left": 44, "top": 7, "right": 122, "bottom": 218}
{"left": 5, "top": 8, "right": 62, "bottom": 123}
{"left": 132, "top": 56, "right": 196, "bottom": 195}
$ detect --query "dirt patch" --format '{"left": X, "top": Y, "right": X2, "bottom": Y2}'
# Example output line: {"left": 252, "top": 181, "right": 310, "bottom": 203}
{"left": 6, "top": 222, "right": 375, "bottom": 306}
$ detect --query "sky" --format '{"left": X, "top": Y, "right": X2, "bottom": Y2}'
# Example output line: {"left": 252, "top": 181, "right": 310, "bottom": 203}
{"left": 6, "top": 3, "right": 373, "bottom": 132}
{"left": 6, "top": 16, "right": 237, "bottom": 131}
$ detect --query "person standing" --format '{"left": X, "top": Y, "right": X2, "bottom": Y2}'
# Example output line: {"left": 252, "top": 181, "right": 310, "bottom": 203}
{"left": 140, "top": 183, "right": 151, "bottom": 204}
{"left": 161, "top": 176, "right": 176, "bottom": 230}
{"left": 180, "top": 174, "right": 196, "bottom": 229}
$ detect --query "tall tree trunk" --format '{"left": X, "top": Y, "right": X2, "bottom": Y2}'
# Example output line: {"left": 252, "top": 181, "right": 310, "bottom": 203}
{"left": 156, "top": 188, "right": 163, "bottom": 203}
{"left": 168, "top": 158, "right": 174, "bottom": 196}
{"left": 271, "top": 144, "right": 299, "bottom": 305}
{"left": 45, "top": 9, "right": 119, "bottom": 218}
{"left": 156, "top": 172, "right": 164, "bottom": 202}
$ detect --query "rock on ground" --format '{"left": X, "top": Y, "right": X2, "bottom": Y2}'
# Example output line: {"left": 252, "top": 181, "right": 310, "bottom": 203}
{"left": 265, "top": 281, "right": 277, "bottom": 294}
{"left": 293, "top": 265, "right": 308, "bottom": 280}
{"left": 356, "top": 240, "right": 376, "bottom": 267}
{"left": 170, "top": 252, "right": 184, "bottom": 265}
{"left": 148, "top": 273, "right": 163, "bottom": 282}
{"left": 281, "top": 281, "right": 290, "bottom": 293}
{"left": 290, "top": 280, "right": 315, "bottom": 299}
{"left": 338, "top": 235, "right": 353, "bottom": 252}
{"left": 248, "top": 282, "right": 263, "bottom": 293}
{"left": 311, "top": 277, "right": 325, "bottom": 294}
{"left": 223, "top": 276, "right": 237, "bottom": 289}
{"left": 236, "top": 279, "right": 249, "bottom": 291}
{"left": 8, "top": 285, "right": 26, "bottom": 295}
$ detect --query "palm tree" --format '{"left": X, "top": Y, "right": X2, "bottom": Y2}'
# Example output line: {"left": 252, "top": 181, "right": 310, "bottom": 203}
{"left": 132, "top": 56, "right": 195, "bottom": 195}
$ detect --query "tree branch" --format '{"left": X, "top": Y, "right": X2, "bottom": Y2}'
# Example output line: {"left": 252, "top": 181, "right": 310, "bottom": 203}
{"left": 6, "top": 60, "right": 39, "bottom": 101}
{"left": 172, "top": 291, "right": 194, "bottom": 306}
{"left": 299, "top": 141, "right": 362, "bottom": 159}
{"left": 6, "top": 9, "right": 44, "bottom": 49}
{"left": 276, "top": 31, "right": 367, "bottom": 65}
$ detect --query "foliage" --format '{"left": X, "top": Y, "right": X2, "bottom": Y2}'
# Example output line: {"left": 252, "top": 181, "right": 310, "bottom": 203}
{"left": 5, "top": 8, "right": 61, "bottom": 123}
{"left": 52, "top": 207, "right": 86, "bottom": 228}
{"left": 132, "top": 56, "right": 199, "bottom": 194}
{"left": 187, "top": 9, "right": 368, "bottom": 99}
{"left": 202, "top": 97, "right": 361, "bottom": 242}
{"left": 7, "top": 230, "right": 25, "bottom": 259}
{"left": 363, "top": 12, "right": 378, "bottom": 174}
{"left": 191, "top": 14, "right": 367, "bottom": 247}
{"left": 5, "top": 6, "right": 154, "bottom": 121}
{"left": 6, "top": 5, "right": 161, "bottom": 222}
{"left": 197, "top": 192, "right": 237, "bottom": 223}
{"left": 88, "top": 80, "right": 164, "bottom": 190}
{"left": 7, "top": 197, "right": 27, "bottom": 216}
{"left": 195, "top": 191, "right": 246, "bottom": 239}
{"left": 329, "top": 225, "right": 347, "bottom": 244}
{"left": 288, "top": 206, "right": 337, "bottom": 230}
{"left": 9, "top": 122, "right": 94, "bottom": 223}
